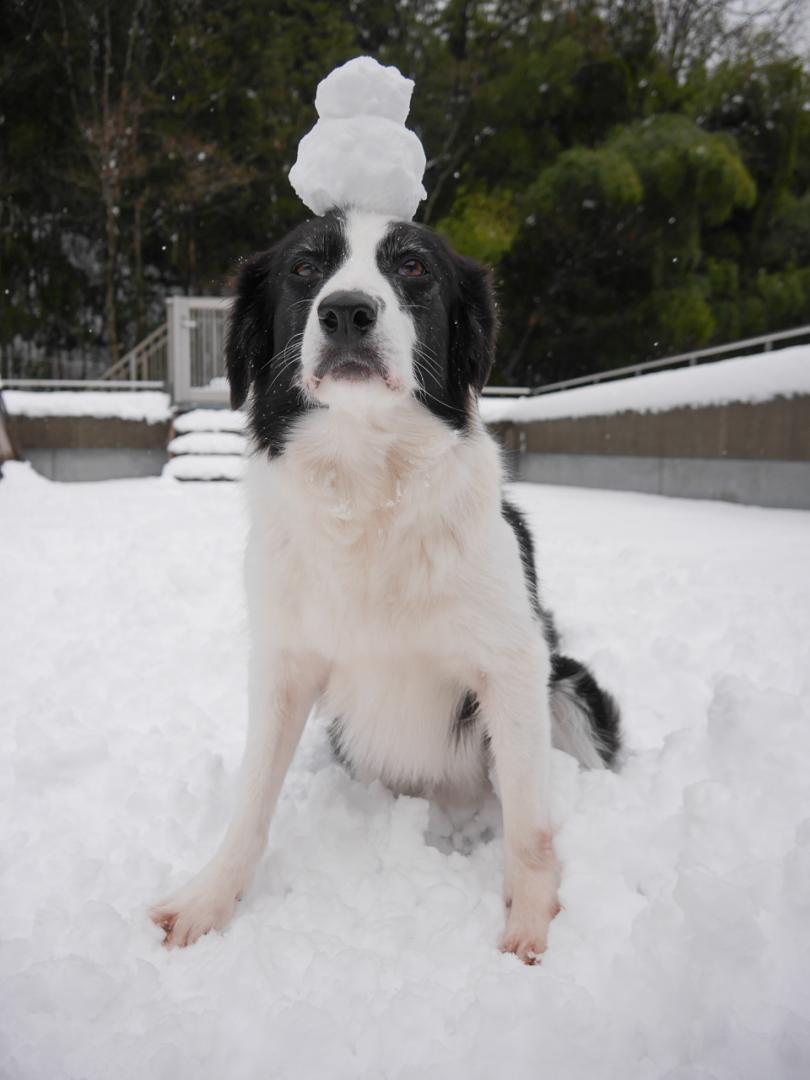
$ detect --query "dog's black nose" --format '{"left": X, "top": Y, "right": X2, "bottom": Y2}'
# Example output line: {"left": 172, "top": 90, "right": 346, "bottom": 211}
{"left": 318, "top": 291, "right": 378, "bottom": 344}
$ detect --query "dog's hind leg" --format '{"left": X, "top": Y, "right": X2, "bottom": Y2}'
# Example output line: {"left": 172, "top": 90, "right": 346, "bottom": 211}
{"left": 151, "top": 650, "right": 325, "bottom": 948}
{"left": 480, "top": 641, "right": 561, "bottom": 965}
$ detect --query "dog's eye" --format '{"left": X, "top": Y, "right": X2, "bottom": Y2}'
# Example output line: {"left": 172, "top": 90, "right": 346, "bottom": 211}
{"left": 398, "top": 257, "right": 426, "bottom": 278}
{"left": 292, "top": 260, "right": 320, "bottom": 278}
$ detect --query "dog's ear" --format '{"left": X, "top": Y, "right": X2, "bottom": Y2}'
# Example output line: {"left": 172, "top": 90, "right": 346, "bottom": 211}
{"left": 226, "top": 251, "right": 274, "bottom": 410}
{"left": 448, "top": 254, "right": 498, "bottom": 396}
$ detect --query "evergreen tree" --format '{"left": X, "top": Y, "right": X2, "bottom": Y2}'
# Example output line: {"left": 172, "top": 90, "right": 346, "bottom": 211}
{"left": 1, "top": 0, "right": 808, "bottom": 384}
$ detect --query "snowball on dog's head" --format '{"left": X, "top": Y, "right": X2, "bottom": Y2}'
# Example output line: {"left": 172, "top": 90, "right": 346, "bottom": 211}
{"left": 225, "top": 209, "right": 496, "bottom": 454}
{"left": 288, "top": 56, "right": 426, "bottom": 221}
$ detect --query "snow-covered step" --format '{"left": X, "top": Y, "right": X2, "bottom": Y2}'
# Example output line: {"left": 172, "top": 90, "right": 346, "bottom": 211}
{"left": 173, "top": 409, "right": 246, "bottom": 434}
{"left": 163, "top": 454, "right": 245, "bottom": 481}
{"left": 167, "top": 431, "right": 247, "bottom": 456}
{"left": 165, "top": 408, "right": 247, "bottom": 481}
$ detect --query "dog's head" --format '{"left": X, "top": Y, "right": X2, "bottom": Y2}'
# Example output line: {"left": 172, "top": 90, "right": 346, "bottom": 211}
{"left": 226, "top": 210, "right": 496, "bottom": 454}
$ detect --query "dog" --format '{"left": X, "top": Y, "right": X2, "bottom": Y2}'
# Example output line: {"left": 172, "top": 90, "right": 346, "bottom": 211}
{"left": 151, "top": 209, "right": 620, "bottom": 962}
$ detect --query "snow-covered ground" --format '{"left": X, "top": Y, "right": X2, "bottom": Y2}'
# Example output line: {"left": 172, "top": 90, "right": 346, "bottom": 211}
{"left": 2, "top": 462, "right": 809, "bottom": 1080}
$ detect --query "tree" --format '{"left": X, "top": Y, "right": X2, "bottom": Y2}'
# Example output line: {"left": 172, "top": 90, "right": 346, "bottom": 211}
{"left": 499, "top": 114, "right": 756, "bottom": 381}
{"left": 651, "top": 0, "right": 806, "bottom": 76}
{"left": 48, "top": 0, "right": 175, "bottom": 366}
{"left": 2, "top": 0, "right": 809, "bottom": 383}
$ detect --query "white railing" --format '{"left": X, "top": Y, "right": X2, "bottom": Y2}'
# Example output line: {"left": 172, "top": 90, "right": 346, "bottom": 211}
{"left": 101, "top": 323, "right": 168, "bottom": 382}
{"left": 0, "top": 378, "right": 165, "bottom": 390}
{"left": 167, "top": 295, "right": 231, "bottom": 406}
{"left": 481, "top": 385, "right": 531, "bottom": 396}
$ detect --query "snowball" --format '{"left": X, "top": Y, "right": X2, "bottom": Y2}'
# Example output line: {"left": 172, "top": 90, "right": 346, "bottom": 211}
{"left": 314, "top": 55, "right": 413, "bottom": 124}
{"left": 291, "top": 117, "right": 426, "bottom": 219}
{"left": 289, "top": 56, "right": 427, "bottom": 221}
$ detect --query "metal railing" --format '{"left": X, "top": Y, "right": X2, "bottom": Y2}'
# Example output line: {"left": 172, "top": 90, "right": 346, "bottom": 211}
{"left": 482, "top": 385, "right": 531, "bottom": 397}
{"left": 100, "top": 323, "right": 168, "bottom": 382}
{"left": 530, "top": 322, "right": 810, "bottom": 396}
{"left": 2, "top": 375, "right": 530, "bottom": 397}
{"left": 0, "top": 378, "right": 165, "bottom": 390}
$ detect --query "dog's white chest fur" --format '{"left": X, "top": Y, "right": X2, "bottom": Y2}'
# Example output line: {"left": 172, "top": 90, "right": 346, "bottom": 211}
{"left": 245, "top": 399, "right": 521, "bottom": 791}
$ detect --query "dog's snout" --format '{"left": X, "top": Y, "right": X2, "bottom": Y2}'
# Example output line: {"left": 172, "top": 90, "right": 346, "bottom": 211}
{"left": 318, "top": 291, "right": 378, "bottom": 344}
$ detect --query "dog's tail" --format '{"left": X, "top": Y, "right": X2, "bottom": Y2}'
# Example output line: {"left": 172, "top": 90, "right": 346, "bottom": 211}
{"left": 549, "top": 654, "right": 621, "bottom": 770}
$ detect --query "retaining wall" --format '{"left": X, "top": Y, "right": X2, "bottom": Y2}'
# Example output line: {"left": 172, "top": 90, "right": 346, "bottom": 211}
{"left": 493, "top": 396, "right": 810, "bottom": 510}
{"left": 6, "top": 415, "right": 170, "bottom": 481}
{"left": 7, "top": 399, "right": 810, "bottom": 508}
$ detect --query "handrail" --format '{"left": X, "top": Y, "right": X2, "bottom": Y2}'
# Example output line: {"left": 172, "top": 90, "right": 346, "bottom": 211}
{"left": 0, "top": 379, "right": 166, "bottom": 390}
{"left": 531, "top": 322, "right": 810, "bottom": 396}
{"left": 481, "top": 386, "right": 531, "bottom": 396}
{"left": 101, "top": 322, "right": 168, "bottom": 381}
{"left": 4, "top": 377, "right": 521, "bottom": 396}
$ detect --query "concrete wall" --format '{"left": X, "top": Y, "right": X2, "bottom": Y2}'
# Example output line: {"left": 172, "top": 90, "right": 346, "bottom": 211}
{"left": 516, "top": 453, "right": 810, "bottom": 510}
{"left": 23, "top": 447, "right": 167, "bottom": 482}
{"left": 7, "top": 415, "right": 170, "bottom": 482}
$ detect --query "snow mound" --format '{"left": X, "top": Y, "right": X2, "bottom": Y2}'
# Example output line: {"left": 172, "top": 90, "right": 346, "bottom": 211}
{"left": 479, "top": 344, "right": 810, "bottom": 424}
{"left": 2, "top": 390, "right": 172, "bottom": 424}
{"left": 288, "top": 56, "right": 426, "bottom": 220}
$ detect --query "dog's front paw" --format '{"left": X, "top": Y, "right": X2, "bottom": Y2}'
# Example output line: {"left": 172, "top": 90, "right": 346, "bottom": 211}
{"left": 150, "top": 868, "right": 245, "bottom": 948}
{"left": 500, "top": 897, "right": 560, "bottom": 964}
{"left": 501, "top": 832, "right": 561, "bottom": 964}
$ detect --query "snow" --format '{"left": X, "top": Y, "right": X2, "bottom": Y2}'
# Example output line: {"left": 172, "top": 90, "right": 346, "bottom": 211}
{"left": 162, "top": 454, "right": 245, "bottom": 481}
{"left": 167, "top": 432, "right": 247, "bottom": 456}
{"left": 315, "top": 56, "right": 413, "bottom": 124}
{"left": 2, "top": 461, "right": 810, "bottom": 1079}
{"left": 172, "top": 409, "right": 246, "bottom": 434}
{"left": 3, "top": 390, "right": 172, "bottom": 424}
{"left": 288, "top": 56, "right": 427, "bottom": 220}
{"left": 479, "top": 344, "right": 810, "bottom": 424}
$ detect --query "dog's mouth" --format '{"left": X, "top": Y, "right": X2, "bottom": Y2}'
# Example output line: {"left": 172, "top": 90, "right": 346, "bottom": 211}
{"left": 314, "top": 347, "right": 388, "bottom": 383}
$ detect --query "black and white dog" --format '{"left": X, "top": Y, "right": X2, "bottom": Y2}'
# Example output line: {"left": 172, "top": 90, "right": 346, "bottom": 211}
{"left": 152, "top": 209, "right": 620, "bottom": 962}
